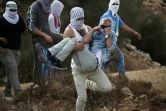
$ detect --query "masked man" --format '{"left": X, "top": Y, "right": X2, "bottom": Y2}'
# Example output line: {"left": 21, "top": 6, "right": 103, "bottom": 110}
{"left": 100, "top": 0, "right": 142, "bottom": 82}
{"left": 0, "top": 1, "right": 29, "bottom": 100}
{"left": 26, "top": 0, "right": 65, "bottom": 84}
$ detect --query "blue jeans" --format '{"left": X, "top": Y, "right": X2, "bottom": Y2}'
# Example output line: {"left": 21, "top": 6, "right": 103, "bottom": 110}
{"left": 41, "top": 46, "right": 56, "bottom": 80}
{"left": 42, "top": 63, "right": 56, "bottom": 80}
{"left": 114, "top": 45, "right": 125, "bottom": 75}
{"left": 100, "top": 44, "right": 125, "bottom": 75}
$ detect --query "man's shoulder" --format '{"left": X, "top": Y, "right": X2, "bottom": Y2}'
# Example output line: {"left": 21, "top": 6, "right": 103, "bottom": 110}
{"left": 64, "top": 26, "right": 75, "bottom": 37}
{"left": 29, "top": 1, "right": 41, "bottom": 10}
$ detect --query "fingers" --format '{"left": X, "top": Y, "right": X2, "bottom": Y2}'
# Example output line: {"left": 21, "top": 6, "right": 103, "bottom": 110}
{"left": 0, "top": 37, "right": 7, "bottom": 44}
{"left": 0, "top": 46, "right": 4, "bottom": 53}
{"left": 2, "top": 38, "right": 7, "bottom": 44}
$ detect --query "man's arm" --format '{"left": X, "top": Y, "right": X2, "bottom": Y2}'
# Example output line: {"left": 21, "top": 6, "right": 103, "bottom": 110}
{"left": 27, "top": 5, "right": 53, "bottom": 43}
{"left": 105, "top": 27, "right": 113, "bottom": 48}
{"left": 0, "top": 37, "right": 7, "bottom": 53}
{"left": 63, "top": 27, "right": 84, "bottom": 54}
{"left": 121, "top": 24, "right": 142, "bottom": 40}
{"left": 83, "top": 26, "right": 100, "bottom": 44}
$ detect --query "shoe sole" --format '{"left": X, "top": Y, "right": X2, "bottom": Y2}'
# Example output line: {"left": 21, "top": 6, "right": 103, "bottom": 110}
{"left": 38, "top": 55, "right": 47, "bottom": 63}
{"left": 36, "top": 43, "right": 47, "bottom": 63}
{"left": 54, "top": 66, "right": 67, "bottom": 70}
{"left": 35, "top": 43, "right": 42, "bottom": 55}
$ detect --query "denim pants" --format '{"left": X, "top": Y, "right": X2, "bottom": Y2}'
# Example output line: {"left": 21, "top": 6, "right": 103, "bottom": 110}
{"left": 0, "top": 49, "right": 22, "bottom": 96}
{"left": 100, "top": 44, "right": 125, "bottom": 75}
{"left": 32, "top": 31, "right": 63, "bottom": 84}
{"left": 114, "top": 44, "right": 125, "bottom": 75}
{"left": 42, "top": 63, "right": 56, "bottom": 80}
{"left": 72, "top": 67, "right": 112, "bottom": 111}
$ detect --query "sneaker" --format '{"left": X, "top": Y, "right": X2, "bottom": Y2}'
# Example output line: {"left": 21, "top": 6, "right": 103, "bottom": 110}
{"left": 2, "top": 96, "right": 14, "bottom": 102}
{"left": 2, "top": 94, "right": 14, "bottom": 102}
{"left": 119, "top": 75, "right": 133, "bottom": 83}
{"left": 15, "top": 91, "right": 22, "bottom": 98}
{"left": 54, "top": 61, "right": 67, "bottom": 70}
{"left": 36, "top": 43, "right": 57, "bottom": 68}
{"left": 35, "top": 43, "right": 49, "bottom": 63}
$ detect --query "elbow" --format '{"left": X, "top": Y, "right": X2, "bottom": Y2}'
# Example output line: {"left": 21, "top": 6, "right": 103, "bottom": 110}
{"left": 83, "top": 39, "right": 89, "bottom": 44}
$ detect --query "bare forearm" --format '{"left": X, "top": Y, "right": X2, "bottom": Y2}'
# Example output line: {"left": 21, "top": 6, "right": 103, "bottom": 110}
{"left": 122, "top": 24, "right": 135, "bottom": 35}
{"left": 106, "top": 36, "right": 113, "bottom": 48}
{"left": 83, "top": 29, "right": 95, "bottom": 43}
{"left": 122, "top": 24, "right": 142, "bottom": 39}
{"left": 34, "top": 29, "right": 47, "bottom": 38}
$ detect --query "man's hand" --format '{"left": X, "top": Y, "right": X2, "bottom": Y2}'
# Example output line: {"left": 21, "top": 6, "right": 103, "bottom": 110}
{"left": 74, "top": 42, "right": 84, "bottom": 51}
{"left": 134, "top": 31, "right": 142, "bottom": 40}
{"left": 44, "top": 34, "right": 53, "bottom": 44}
{"left": 0, "top": 46, "right": 4, "bottom": 53}
{"left": 0, "top": 37, "right": 7, "bottom": 44}
{"left": 105, "top": 27, "right": 111, "bottom": 35}
{"left": 92, "top": 26, "right": 100, "bottom": 32}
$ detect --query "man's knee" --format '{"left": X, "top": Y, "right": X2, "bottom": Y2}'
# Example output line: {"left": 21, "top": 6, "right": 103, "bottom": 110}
{"left": 102, "top": 84, "right": 112, "bottom": 92}
{"left": 7, "top": 65, "right": 17, "bottom": 74}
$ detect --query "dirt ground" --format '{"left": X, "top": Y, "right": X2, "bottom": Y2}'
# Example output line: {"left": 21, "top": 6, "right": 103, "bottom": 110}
{"left": 111, "top": 69, "right": 166, "bottom": 97}
{"left": 1, "top": 69, "right": 165, "bottom": 97}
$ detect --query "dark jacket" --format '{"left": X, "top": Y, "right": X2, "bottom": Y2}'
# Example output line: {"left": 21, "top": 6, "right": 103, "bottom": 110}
{"left": 26, "top": 1, "right": 50, "bottom": 37}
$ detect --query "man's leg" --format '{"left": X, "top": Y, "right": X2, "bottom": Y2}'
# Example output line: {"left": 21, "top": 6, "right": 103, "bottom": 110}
{"left": 72, "top": 68, "right": 88, "bottom": 111}
{"left": 41, "top": 63, "right": 49, "bottom": 80}
{"left": 114, "top": 45, "right": 132, "bottom": 82}
{"left": 114, "top": 45, "right": 125, "bottom": 75}
{"left": 0, "top": 49, "right": 22, "bottom": 96}
{"left": 32, "top": 43, "right": 43, "bottom": 84}
{"left": 49, "top": 38, "right": 77, "bottom": 61}
{"left": 50, "top": 68, "right": 56, "bottom": 77}
{"left": 86, "top": 67, "right": 112, "bottom": 92}
{"left": 32, "top": 37, "right": 48, "bottom": 84}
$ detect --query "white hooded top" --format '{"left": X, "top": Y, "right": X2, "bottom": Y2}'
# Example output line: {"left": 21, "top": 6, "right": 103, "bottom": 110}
{"left": 48, "top": 0, "right": 64, "bottom": 33}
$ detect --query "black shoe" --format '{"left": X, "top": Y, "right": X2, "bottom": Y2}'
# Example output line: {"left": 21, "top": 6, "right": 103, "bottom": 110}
{"left": 54, "top": 61, "right": 67, "bottom": 70}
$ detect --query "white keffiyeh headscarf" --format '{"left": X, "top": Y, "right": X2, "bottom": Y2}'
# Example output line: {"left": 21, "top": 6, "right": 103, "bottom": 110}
{"left": 108, "top": 0, "right": 120, "bottom": 17}
{"left": 3, "top": 1, "right": 19, "bottom": 24}
{"left": 70, "top": 7, "right": 84, "bottom": 31}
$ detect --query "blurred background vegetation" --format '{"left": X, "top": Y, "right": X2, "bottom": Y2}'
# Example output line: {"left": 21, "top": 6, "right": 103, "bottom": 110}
{"left": 0, "top": 0, "right": 166, "bottom": 83}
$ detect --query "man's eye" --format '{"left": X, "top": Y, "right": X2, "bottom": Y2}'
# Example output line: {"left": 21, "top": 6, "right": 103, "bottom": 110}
{"left": 112, "top": 3, "right": 118, "bottom": 5}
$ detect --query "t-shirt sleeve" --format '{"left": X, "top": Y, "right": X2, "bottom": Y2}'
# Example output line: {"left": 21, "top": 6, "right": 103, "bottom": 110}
{"left": 118, "top": 16, "right": 124, "bottom": 27}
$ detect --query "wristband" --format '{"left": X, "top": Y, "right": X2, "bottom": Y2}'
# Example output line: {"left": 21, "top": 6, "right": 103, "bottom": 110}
{"left": 105, "top": 34, "right": 110, "bottom": 39}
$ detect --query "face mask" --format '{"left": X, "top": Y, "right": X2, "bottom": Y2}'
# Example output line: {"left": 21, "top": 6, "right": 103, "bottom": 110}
{"left": 70, "top": 7, "right": 84, "bottom": 30}
{"left": 108, "top": 0, "right": 120, "bottom": 16}
{"left": 71, "top": 19, "right": 84, "bottom": 30}
{"left": 8, "top": 10, "right": 17, "bottom": 18}
{"left": 3, "top": 1, "right": 19, "bottom": 24}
